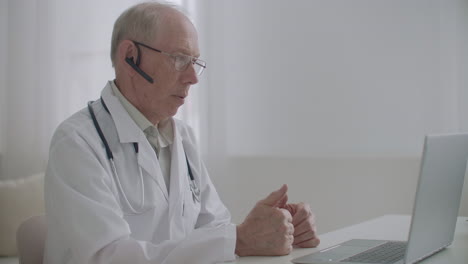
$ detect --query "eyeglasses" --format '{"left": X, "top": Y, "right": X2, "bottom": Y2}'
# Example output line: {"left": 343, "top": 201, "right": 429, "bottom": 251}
{"left": 133, "top": 41, "right": 206, "bottom": 76}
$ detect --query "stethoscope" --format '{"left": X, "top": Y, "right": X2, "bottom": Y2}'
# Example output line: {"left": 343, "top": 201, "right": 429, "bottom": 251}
{"left": 87, "top": 98, "right": 200, "bottom": 215}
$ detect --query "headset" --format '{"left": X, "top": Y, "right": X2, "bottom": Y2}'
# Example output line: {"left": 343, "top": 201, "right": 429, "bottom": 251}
{"left": 125, "top": 41, "right": 155, "bottom": 84}
{"left": 125, "top": 57, "right": 154, "bottom": 84}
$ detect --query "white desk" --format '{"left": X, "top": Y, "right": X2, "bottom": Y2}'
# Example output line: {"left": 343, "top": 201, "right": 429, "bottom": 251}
{"left": 232, "top": 215, "right": 468, "bottom": 263}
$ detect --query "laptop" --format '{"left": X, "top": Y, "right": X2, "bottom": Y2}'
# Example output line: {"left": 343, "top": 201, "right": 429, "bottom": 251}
{"left": 292, "top": 133, "right": 468, "bottom": 264}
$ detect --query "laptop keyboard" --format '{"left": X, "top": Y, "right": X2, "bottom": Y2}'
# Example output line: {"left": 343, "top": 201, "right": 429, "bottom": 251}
{"left": 341, "top": 241, "right": 407, "bottom": 263}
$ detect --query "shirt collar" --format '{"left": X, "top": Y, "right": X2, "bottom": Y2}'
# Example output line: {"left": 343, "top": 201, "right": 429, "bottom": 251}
{"left": 110, "top": 80, "right": 173, "bottom": 147}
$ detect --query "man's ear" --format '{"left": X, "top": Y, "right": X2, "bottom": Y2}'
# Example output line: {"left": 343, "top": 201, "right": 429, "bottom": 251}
{"left": 118, "top": 40, "right": 138, "bottom": 77}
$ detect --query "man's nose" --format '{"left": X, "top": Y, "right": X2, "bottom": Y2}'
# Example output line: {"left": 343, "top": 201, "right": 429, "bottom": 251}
{"left": 183, "top": 63, "right": 199, "bottom": 85}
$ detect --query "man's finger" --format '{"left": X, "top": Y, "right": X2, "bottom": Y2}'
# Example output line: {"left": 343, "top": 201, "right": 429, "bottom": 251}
{"left": 295, "top": 237, "right": 321, "bottom": 248}
{"left": 276, "top": 193, "right": 288, "bottom": 208}
{"left": 279, "top": 208, "right": 293, "bottom": 223}
{"left": 291, "top": 204, "right": 313, "bottom": 226}
{"left": 259, "top": 184, "right": 288, "bottom": 207}
{"left": 293, "top": 230, "right": 317, "bottom": 245}
{"left": 293, "top": 218, "right": 316, "bottom": 236}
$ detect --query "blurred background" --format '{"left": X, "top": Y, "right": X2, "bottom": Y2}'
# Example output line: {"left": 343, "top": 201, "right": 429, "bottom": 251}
{"left": 1, "top": 0, "right": 468, "bottom": 243}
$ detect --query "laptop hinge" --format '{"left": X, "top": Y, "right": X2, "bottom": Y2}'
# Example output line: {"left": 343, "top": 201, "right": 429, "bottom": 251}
{"left": 406, "top": 243, "right": 450, "bottom": 264}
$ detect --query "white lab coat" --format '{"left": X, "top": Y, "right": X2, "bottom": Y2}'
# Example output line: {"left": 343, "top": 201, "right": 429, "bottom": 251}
{"left": 43, "top": 82, "right": 236, "bottom": 264}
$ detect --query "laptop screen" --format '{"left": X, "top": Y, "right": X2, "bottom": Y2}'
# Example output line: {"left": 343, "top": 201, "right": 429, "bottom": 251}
{"left": 405, "top": 133, "right": 468, "bottom": 263}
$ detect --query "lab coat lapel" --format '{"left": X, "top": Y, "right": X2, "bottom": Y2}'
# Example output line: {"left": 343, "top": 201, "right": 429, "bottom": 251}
{"left": 137, "top": 134, "right": 169, "bottom": 202}
{"left": 168, "top": 124, "right": 187, "bottom": 239}
{"left": 101, "top": 83, "right": 169, "bottom": 202}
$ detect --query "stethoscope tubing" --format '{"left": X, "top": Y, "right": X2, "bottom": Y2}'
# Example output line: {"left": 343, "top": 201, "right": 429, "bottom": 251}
{"left": 87, "top": 98, "right": 200, "bottom": 214}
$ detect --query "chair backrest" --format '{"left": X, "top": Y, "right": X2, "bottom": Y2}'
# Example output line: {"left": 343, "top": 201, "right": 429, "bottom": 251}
{"left": 16, "top": 215, "right": 46, "bottom": 264}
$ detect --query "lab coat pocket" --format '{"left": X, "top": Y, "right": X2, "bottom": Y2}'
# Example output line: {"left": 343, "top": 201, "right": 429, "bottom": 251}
{"left": 183, "top": 187, "right": 201, "bottom": 231}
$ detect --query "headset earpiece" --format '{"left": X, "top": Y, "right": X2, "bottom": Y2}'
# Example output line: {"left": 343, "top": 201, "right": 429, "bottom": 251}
{"left": 125, "top": 57, "right": 154, "bottom": 84}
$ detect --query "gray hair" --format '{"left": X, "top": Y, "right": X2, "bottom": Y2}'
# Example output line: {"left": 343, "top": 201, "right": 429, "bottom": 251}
{"left": 110, "top": 1, "right": 184, "bottom": 67}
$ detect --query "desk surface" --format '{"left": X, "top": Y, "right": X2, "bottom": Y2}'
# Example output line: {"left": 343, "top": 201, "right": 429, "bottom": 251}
{"left": 231, "top": 215, "right": 468, "bottom": 264}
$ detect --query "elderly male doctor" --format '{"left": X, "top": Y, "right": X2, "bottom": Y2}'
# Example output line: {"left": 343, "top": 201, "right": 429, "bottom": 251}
{"left": 44, "top": 2, "right": 319, "bottom": 264}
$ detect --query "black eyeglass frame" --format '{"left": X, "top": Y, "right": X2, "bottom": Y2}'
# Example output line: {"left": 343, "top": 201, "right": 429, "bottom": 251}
{"left": 132, "top": 40, "right": 206, "bottom": 76}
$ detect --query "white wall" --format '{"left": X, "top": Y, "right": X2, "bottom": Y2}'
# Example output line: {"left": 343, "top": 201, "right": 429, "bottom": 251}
{"left": 202, "top": 0, "right": 468, "bottom": 233}
{"left": 0, "top": 0, "right": 7, "bottom": 177}
{"left": 458, "top": 0, "right": 468, "bottom": 131}
{"left": 223, "top": 0, "right": 460, "bottom": 158}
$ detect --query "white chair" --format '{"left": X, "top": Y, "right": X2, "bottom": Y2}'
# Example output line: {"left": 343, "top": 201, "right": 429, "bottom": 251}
{"left": 16, "top": 215, "right": 46, "bottom": 264}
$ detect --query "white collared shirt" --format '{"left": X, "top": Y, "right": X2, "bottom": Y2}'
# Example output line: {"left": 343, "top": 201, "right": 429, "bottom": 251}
{"left": 110, "top": 81, "right": 173, "bottom": 192}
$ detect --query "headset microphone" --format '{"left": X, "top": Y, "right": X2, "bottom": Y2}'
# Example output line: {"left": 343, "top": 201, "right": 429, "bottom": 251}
{"left": 125, "top": 57, "right": 154, "bottom": 84}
